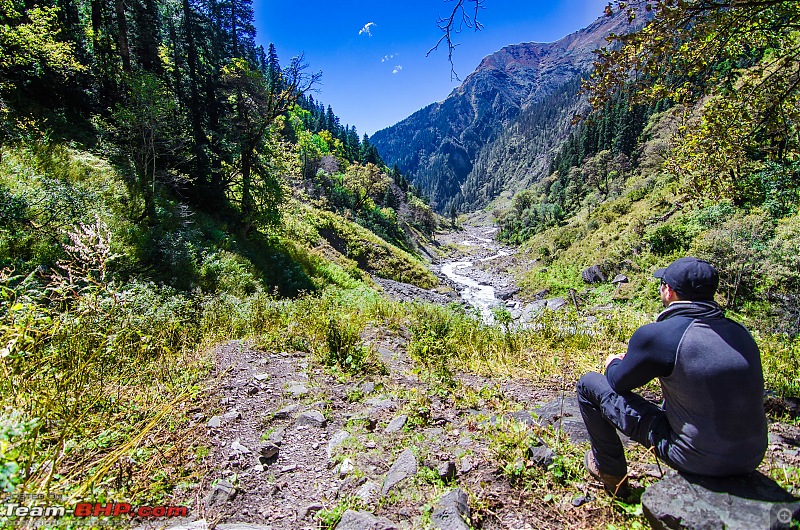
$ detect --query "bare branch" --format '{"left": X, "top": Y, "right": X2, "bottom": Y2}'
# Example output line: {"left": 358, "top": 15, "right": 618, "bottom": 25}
{"left": 426, "top": 0, "right": 485, "bottom": 81}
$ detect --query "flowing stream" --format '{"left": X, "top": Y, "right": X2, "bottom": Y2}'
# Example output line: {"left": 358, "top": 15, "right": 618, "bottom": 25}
{"left": 438, "top": 230, "right": 512, "bottom": 323}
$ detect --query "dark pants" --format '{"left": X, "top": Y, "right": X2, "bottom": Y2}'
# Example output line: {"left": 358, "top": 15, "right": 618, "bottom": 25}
{"left": 576, "top": 371, "right": 677, "bottom": 477}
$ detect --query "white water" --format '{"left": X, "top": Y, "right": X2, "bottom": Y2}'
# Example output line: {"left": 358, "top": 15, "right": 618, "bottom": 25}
{"left": 440, "top": 259, "right": 503, "bottom": 323}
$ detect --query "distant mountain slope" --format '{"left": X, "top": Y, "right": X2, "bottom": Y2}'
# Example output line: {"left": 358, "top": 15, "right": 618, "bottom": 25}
{"left": 371, "top": 9, "right": 641, "bottom": 212}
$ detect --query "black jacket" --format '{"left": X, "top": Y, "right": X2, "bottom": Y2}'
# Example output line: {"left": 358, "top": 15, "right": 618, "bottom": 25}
{"left": 606, "top": 301, "right": 768, "bottom": 476}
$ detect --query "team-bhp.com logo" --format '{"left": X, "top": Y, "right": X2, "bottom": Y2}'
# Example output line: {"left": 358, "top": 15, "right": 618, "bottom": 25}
{"left": 3, "top": 500, "right": 188, "bottom": 520}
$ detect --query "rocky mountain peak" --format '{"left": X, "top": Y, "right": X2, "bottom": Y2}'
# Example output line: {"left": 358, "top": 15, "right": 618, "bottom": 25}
{"left": 371, "top": 7, "right": 648, "bottom": 212}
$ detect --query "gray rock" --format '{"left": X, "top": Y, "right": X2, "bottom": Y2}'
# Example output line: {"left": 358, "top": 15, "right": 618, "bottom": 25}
{"left": 527, "top": 442, "right": 554, "bottom": 468}
{"left": 365, "top": 397, "right": 396, "bottom": 410}
{"left": 582, "top": 264, "right": 607, "bottom": 284}
{"left": 437, "top": 461, "right": 457, "bottom": 481}
{"left": 204, "top": 479, "right": 235, "bottom": 508}
{"left": 572, "top": 494, "right": 592, "bottom": 507}
{"left": 355, "top": 481, "right": 380, "bottom": 504}
{"left": 327, "top": 430, "right": 351, "bottom": 458}
{"left": 385, "top": 415, "right": 408, "bottom": 433}
{"left": 295, "top": 410, "right": 327, "bottom": 428}
{"left": 382, "top": 448, "right": 418, "bottom": 495}
{"left": 496, "top": 286, "right": 520, "bottom": 300}
{"left": 611, "top": 274, "right": 629, "bottom": 285}
{"left": 361, "top": 381, "right": 376, "bottom": 394}
{"left": 207, "top": 416, "right": 222, "bottom": 429}
{"left": 286, "top": 383, "right": 308, "bottom": 397}
{"left": 300, "top": 503, "right": 324, "bottom": 519}
{"left": 335, "top": 510, "right": 398, "bottom": 530}
{"left": 338, "top": 458, "right": 355, "bottom": 478}
{"left": 273, "top": 404, "right": 300, "bottom": 419}
{"left": 546, "top": 297, "right": 567, "bottom": 310}
{"left": 431, "top": 488, "right": 471, "bottom": 530}
{"left": 259, "top": 442, "right": 279, "bottom": 463}
{"left": 519, "top": 300, "right": 547, "bottom": 323}
{"left": 534, "top": 395, "right": 592, "bottom": 445}
{"left": 268, "top": 428, "right": 285, "bottom": 445}
{"left": 642, "top": 471, "right": 800, "bottom": 530}
{"left": 460, "top": 456, "right": 473, "bottom": 474}
{"left": 222, "top": 410, "right": 241, "bottom": 421}
{"left": 253, "top": 373, "right": 269, "bottom": 381}
{"left": 230, "top": 439, "right": 251, "bottom": 456}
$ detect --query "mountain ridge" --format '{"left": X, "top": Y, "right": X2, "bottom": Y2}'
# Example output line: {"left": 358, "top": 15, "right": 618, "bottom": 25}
{"left": 372, "top": 8, "right": 644, "bottom": 212}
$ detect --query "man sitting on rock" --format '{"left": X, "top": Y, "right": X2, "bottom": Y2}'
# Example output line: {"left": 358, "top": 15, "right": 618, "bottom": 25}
{"left": 576, "top": 257, "right": 768, "bottom": 495}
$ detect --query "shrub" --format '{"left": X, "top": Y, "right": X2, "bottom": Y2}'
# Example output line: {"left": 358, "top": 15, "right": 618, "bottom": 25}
{"left": 643, "top": 221, "right": 696, "bottom": 255}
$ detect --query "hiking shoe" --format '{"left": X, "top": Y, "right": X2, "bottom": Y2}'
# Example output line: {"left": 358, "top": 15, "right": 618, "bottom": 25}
{"left": 584, "top": 449, "right": 630, "bottom": 496}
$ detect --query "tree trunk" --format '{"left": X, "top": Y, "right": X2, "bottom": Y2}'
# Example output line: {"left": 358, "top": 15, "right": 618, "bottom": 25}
{"left": 115, "top": 0, "right": 132, "bottom": 73}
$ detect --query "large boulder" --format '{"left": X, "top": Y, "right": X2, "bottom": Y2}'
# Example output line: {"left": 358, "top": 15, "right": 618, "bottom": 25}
{"left": 642, "top": 472, "right": 800, "bottom": 529}
{"left": 582, "top": 264, "right": 608, "bottom": 284}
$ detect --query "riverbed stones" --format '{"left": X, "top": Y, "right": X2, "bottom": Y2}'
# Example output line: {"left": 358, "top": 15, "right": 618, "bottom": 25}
{"left": 642, "top": 471, "right": 800, "bottom": 529}
{"left": 382, "top": 448, "right": 418, "bottom": 495}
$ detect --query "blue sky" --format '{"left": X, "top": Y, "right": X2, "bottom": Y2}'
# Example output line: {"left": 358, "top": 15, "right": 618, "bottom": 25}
{"left": 253, "top": 1, "right": 610, "bottom": 136}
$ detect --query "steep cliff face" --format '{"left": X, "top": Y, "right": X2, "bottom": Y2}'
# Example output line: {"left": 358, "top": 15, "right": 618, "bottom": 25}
{"left": 371, "top": 9, "right": 641, "bottom": 212}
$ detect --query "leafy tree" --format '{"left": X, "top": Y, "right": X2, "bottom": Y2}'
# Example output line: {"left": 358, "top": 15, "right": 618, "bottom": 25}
{"left": 342, "top": 162, "right": 389, "bottom": 211}
{"left": 112, "top": 73, "right": 186, "bottom": 223}
{"left": 589, "top": 1, "right": 800, "bottom": 202}
{"left": 221, "top": 54, "right": 318, "bottom": 234}
{"left": 0, "top": 1, "right": 84, "bottom": 142}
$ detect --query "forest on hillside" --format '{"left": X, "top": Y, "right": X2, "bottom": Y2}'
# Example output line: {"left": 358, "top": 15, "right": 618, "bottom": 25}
{"left": 492, "top": 0, "right": 800, "bottom": 336}
{"left": 0, "top": 0, "right": 439, "bottom": 287}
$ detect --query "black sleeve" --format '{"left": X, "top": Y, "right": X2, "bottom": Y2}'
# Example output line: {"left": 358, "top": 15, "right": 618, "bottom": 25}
{"left": 605, "top": 319, "right": 688, "bottom": 393}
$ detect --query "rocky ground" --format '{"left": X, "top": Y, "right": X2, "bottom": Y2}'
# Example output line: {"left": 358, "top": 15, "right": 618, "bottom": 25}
{"left": 152, "top": 225, "right": 800, "bottom": 530}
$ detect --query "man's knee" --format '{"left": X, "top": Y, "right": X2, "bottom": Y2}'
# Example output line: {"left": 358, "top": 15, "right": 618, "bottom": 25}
{"left": 577, "top": 371, "right": 609, "bottom": 402}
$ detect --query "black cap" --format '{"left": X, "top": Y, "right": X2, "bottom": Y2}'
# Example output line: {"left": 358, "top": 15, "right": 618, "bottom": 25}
{"left": 653, "top": 257, "right": 719, "bottom": 300}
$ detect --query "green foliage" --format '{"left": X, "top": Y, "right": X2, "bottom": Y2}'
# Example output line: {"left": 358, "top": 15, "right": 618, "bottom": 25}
{"left": 592, "top": 1, "right": 800, "bottom": 205}
{"left": 316, "top": 497, "right": 365, "bottom": 529}
{"left": 323, "top": 313, "right": 384, "bottom": 375}
{"left": 407, "top": 303, "right": 467, "bottom": 387}
{"left": 691, "top": 212, "right": 773, "bottom": 308}
{"left": 643, "top": 221, "right": 696, "bottom": 256}
{"left": 0, "top": 410, "right": 37, "bottom": 493}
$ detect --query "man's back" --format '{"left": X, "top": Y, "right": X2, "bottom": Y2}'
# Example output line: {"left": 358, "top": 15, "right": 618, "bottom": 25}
{"left": 606, "top": 301, "right": 767, "bottom": 476}
{"left": 660, "top": 310, "right": 767, "bottom": 476}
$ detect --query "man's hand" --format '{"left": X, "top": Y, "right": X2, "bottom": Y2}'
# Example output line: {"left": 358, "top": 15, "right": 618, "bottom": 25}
{"left": 605, "top": 353, "right": 625, "bottom": 370}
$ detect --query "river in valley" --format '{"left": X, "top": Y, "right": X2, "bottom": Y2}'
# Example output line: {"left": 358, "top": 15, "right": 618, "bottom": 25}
{"left": 435, "top": 226, "right": 516, "bottom": 324}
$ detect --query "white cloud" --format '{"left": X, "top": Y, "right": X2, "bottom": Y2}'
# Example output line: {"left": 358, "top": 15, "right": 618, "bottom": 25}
{"left": 358, "top": 22, "right": 376, "bottom": 37}
{"left": 392, "top": 65, "right": 403, "bottom": 74}
{"left": 382, "top": 54, "right": 397, "bottom": 63}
